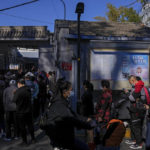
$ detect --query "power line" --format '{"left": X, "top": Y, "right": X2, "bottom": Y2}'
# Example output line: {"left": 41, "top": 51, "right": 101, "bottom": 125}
{"left": 0, "top": 0, "right": 39, "bottom": 12}
{"left": 0, "top": 12, "right": 54, "bottom": 24}
{"left": 125, "top": 0, "right": 139, "bottom": 7}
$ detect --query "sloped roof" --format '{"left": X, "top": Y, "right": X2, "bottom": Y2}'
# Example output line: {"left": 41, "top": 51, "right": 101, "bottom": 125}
{"left": 55, "top": 20, "right": 150, "bottom": 37}
{"left": 0, "top": 26, "right": 49, "bottom": 40}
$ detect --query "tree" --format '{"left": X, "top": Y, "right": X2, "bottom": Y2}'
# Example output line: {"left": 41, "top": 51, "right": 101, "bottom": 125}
{"left": 107, "top": 3, "right": 141, "bottom": 23}
{"left": 140, "top": 0, "right": 148, "bottom": 5}
{"left": 94, "top": 3, "right": 141, "bottom": 23}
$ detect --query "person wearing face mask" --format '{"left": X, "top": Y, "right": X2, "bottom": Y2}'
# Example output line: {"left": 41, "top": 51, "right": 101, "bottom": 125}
{"left": 45, "top": 80, "right": 96, "bottom": 150}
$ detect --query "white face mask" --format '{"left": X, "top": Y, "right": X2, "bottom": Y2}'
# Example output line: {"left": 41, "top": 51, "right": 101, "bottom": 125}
{"left": 69, "top": 91, "right": 74, "bottom": 97}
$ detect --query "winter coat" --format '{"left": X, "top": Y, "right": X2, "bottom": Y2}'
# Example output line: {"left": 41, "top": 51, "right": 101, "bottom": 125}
{"left": 128, "top": 101, "right": 146, "bottom": 122}
{"left": 129, "top": 80, "right": 144, "bottom": 101}
{"left": 81, "top": 90, "right": 94, "bottom": 117}
{"left": 96, "top": 90, "right": 112, "bottom": 123}
{"left": 135, "top": 80, "right": 144, "bottom": 93}
{"left": 127, "top": 80, "right": 146, "bottom": 122}
{"left": 48, "top": 75, "right": 56, "bottom": 94}
{"left": 45, "top": 95, "right": 93, "bottom": 149}
{"left": 38, "top": 80, "right": 47, "bottom": 98}
{"left": 0, "top": 80, "right": 5, "bottom": 115}
{"left": 147, "top": 107, "right": 150, "bottom": 121}
{"left": 25, "top": 80, "right": 39, "bottom": 100}
{"left": 116, "top": 100, "right": 131, "bottom": 120}
{"left": 3, "top": 85, "right": 17, "bottom": 111}
{"left": 13, "top": 86, "right": 32, "bottom": 114}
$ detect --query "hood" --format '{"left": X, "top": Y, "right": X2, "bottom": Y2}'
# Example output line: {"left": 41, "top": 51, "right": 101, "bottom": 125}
{"left": 134, "top": 80, "right": 144, "bottom": 93}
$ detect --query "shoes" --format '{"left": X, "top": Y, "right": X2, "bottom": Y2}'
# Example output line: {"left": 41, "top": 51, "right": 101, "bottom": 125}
{"left": 30, "top": 139, "right": 36, "bottom": 144}
{"left": 123, "top": 121, "right": 129, "bottom": 127}
{"left": 4, "top": 138, "right": 12, "bottom": 142}
{"left": 14, "top": 137, "right": 19, "bottom": 140}
{"left": 18, "top": 141, "right": 29, "bottom": 147}
{"left": 0, "top": 132, "right": 6, "bottom": 138}
{"left": 130, "top": 144, "right": 142, "bottom": 149}
{"left": 125, "top": 140, "right": 136, "bottom": 145}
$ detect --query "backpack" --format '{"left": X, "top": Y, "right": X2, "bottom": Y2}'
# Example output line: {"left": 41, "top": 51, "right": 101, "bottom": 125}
{"left": 94, "top": 119, "right": 126, "bottom": 146}
{"left": 141, "top": 86, "right": 150, "bottom": 105}
{"left": 103, "top": 119, "right": 126, "bottom": 147}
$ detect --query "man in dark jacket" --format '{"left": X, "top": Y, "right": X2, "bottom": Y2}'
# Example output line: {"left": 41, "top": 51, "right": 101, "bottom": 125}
{"left": 13, "top": 78, "right": 35, "bottom": 145}
{"left": 3, "top": 80, "right": 18, "bottom": 141}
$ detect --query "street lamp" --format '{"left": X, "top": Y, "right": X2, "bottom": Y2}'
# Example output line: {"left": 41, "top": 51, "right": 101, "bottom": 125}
{"left": 60, "top": 0, "right": 66, "bottom": 20}
{"left": 75, "top": 2, "right": 84, "bottom": 101}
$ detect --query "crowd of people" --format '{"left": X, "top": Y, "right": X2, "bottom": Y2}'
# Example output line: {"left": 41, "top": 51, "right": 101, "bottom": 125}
{"left": 0, "top": 68, "right": 150, "bottom": 150}
{"left": 0, "top": 68, "right": 56, "bottom": 145}
{"left": 79, "top": 76, "right": 150, "bottom": 150}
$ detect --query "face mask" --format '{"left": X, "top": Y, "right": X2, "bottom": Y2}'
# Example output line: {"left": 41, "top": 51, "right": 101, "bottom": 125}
{"left": 69, "top": 91, "right": 74, "bottom": 97}
{"left": 131, "top": 85, "right": 135, "bottom": 88}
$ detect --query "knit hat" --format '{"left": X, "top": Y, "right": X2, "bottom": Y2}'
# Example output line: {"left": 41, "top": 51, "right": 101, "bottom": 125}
{"left": 9, "top": 80, "right": 16, "bottom": 85}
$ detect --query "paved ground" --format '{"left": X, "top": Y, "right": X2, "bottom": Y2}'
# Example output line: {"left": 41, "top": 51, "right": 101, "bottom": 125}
{"left": 0, "top": 127, "right": 146, "bottom": 150}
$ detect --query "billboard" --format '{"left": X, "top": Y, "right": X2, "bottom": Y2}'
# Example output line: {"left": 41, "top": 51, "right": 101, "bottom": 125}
{"left": 91, "top": 50, "right": 149, "bottom": 81}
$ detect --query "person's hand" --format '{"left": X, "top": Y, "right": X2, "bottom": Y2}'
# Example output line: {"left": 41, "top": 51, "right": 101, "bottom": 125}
{"left": 87, "top": 118, "right": 92, "bottom": 122}
{"left": 124, "top": 89, "right": 129, "bottom": 94}
{"left": 97, "top": 117, "right": 103, "bottom": 122}
{"left": 136, "top": 98, "right": 140, "bottom": 102}
{"left": 144, "top": 104, "right": 150, "bottom": 110}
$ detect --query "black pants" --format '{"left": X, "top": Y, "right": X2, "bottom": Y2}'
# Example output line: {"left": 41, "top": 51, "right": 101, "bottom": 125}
{"left": 39, "top": 96, "right": 46, "bottom": 114}
{"left": 5, "top": 111, "right": 19, "bottom": 138}
{"left": 0, "top": 114, "right": 5, "bottom": 133}
{"left": 33, "top": 98, "right": 40, "bottom": 119}
{"left": 132, "top": 121, "right": 142, "bottom": 145}
{"left": 17, "top": 113, "right": 35, "bottom": 143}
{"left": 129, "top": 120, "right": 135, "bottom": 141}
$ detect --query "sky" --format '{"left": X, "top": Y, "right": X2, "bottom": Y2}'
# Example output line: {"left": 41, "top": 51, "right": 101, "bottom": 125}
{"left": 0, "top": 0, "right": 142, "bottom": 32}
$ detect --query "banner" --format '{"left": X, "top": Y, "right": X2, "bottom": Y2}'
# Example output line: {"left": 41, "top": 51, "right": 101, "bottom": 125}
{"left": 91, "top": 50, "right": 149, "bottom": 81}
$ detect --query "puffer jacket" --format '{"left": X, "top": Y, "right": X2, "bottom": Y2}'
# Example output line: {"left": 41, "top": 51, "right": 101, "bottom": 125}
{"left": 3, "top": 85, "right": 17, "bottom": 111}
{"left": 13, "top": 86, "right": 32, "bottom": 114}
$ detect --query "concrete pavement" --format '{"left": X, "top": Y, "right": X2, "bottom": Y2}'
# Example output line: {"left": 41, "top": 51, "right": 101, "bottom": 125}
{"left": 0, "top": 128, "right": 145, "bottom": 150}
